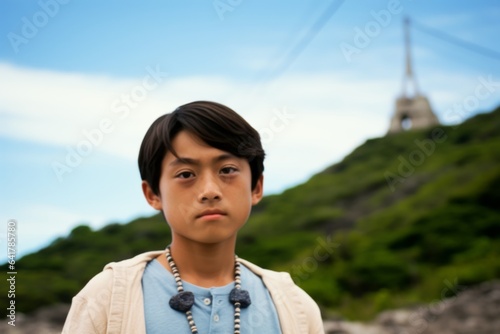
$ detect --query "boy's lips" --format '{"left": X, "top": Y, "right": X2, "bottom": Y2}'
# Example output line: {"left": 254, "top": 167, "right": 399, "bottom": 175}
{"left": 196, "top": 209, "right": 227, "bottom": 219}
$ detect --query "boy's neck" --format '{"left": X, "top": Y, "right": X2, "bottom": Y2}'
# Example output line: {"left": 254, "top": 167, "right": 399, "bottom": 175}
{"left": 157, "top": 238, "right": 237, "bottom": 288}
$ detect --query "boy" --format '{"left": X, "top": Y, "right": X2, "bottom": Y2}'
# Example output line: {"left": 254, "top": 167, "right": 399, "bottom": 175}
{"left": 62, "top": 101, "right": 324, "bottom": 333}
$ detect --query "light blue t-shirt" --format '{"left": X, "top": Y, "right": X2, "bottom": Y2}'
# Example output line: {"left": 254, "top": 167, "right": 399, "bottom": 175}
{"left": 142, "top": 259, "right": 282, "bottom": 334}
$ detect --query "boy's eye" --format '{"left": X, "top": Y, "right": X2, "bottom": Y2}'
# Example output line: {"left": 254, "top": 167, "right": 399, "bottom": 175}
{"left": 176, "top": 171, "right": 194, "bottom": 179}
{"left": 220, "top": 166, "right": 238, "bottom": 175}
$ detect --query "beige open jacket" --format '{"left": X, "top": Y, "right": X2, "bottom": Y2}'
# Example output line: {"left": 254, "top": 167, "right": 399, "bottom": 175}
{"left": 62, "top": 250, "right": 325, "bottom": 333}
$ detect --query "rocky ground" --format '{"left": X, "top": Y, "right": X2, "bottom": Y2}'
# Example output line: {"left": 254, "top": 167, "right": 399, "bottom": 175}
{"left": 2, "top": 281, "right": 499, "bottom": 333}
{"left": 324, "top": 280, "right": 500, "bottom": 334}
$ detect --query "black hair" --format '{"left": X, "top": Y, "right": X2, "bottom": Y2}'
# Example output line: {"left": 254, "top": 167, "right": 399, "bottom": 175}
{"left": 138, "top": 101, "right": 265, "bottom": 195}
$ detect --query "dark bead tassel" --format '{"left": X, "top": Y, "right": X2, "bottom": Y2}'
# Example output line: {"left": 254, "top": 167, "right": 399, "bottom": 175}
{"left": 229, "top": 288, "right": 251, "bottom": 308}
{"left": 169, "top": 291, "right": 195, "bottom": 312}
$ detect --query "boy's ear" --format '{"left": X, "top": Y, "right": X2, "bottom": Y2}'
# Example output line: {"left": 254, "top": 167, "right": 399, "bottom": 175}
{"left": 251, "top": 175, "right": 264, "bottom": 206}
{"left": 142, "top": 181, "right": 162, "bottom": 210}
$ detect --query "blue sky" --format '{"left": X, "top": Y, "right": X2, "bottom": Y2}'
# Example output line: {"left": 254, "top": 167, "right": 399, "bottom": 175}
{"left": 1, "top": 0, "right": 499, "bottom": 260}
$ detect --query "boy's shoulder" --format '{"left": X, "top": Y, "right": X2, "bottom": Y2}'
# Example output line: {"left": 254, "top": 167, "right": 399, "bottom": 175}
{"left": 77, "top": 250, "right": 165, "bottom": 296}
{"left": 238, "top": 258, "right": 294, "bottom": 283}
{"left": 103, "top": 250, "right": 165, "bottom": 271}
{"left": 239, "top": 258, "right": 324, "bottom": 333}
{"left": 239, "top": 258, "right": 318, "bottom": 307}
{"left": 63, "top": 251, "right": 165, "bottom": 333}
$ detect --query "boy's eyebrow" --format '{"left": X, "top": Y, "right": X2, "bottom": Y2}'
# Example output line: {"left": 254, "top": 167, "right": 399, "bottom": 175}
{"left": 168, "top": 153, "right": 237, "bottom": 167}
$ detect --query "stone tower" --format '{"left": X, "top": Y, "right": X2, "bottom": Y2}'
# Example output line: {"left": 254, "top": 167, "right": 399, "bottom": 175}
{"left": 387, "top": 18, "right": 439, "bottom": 134}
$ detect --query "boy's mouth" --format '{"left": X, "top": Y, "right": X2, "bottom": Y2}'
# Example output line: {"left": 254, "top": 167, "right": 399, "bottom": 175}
{"left": 196, "top": 209, "right": 227, "bottom": 219}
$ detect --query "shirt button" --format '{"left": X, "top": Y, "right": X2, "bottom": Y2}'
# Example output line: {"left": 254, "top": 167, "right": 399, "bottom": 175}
{"left": 203, "top": 298, "right": 211, "bottom": 305}
{"left": 214, "top": 314, "right": 220, "bottom": 322}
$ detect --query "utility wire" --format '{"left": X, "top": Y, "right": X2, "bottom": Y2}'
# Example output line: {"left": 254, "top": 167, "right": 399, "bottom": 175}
{"left": 240, "top": 0, "right": 345, "bottom": 103}
{"left": 412, "top": 19, "right": 500, "bottom": 61}
{"left": 261, "top": 0, "right": 346, "bottom": 83}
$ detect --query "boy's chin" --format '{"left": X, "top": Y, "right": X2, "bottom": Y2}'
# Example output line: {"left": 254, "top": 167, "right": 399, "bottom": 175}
{"left": 185, "top": 231, "right": 240, "bottom": 246}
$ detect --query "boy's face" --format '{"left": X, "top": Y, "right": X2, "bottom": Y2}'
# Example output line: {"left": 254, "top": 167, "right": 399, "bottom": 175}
{"left": 142, "top": 130, "right": 263, "bottom": 245}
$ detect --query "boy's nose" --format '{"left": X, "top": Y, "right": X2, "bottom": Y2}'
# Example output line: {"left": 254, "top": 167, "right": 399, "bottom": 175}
{"left": 200, "top": 191, "right": 221, "bottom": 202}
{"left": 198, "top": 176, "right": 222, "bottom": 203}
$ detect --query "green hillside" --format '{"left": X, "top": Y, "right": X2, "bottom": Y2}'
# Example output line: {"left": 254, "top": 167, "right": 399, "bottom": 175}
{"left": 3, "top": 106, "right": 500, "bottom": 320}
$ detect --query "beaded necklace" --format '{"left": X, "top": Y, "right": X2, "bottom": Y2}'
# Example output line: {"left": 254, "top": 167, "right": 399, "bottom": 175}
{"left": 165, "top": 247, "right": 251, "bottom": 334}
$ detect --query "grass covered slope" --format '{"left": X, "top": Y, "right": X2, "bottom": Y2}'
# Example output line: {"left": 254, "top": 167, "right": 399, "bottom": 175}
{"left": 2, "top": 106, "right": 499, "bottom": 319}
{"left": 238, "top": 106, "right": 500, "bottom": 319}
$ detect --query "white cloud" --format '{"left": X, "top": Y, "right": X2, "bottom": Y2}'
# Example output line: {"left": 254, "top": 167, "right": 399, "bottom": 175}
{"left": 0, "top": 62, "right": 390, "bottom": 159}
{"left": 1, "top": 61, "right": 497, "bottom": 194}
